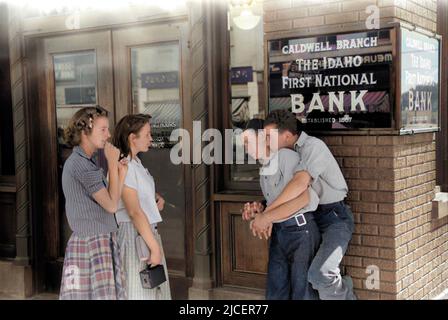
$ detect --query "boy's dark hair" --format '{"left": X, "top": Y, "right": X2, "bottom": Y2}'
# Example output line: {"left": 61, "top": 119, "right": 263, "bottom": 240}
{"left": 245, "top": 118, "right": 264, "bottom": 131}
{"left": 264, "top": 109, "right": 301, "bottom": 135}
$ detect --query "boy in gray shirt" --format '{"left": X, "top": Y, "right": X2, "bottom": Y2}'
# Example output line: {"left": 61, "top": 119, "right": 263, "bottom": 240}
{"left": 250, "top": 110, "right": 356, "bottom": 300}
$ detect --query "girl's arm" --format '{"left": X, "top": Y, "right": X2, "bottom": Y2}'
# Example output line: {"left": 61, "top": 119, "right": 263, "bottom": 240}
{"left": 92, "top": 161, "right": 126, "bottom": 213}
{"left": 122, "top": 186, "right": 162, "bottom": 265}
{"left": 92, "top": 143, "right": 126, "bottom": 213}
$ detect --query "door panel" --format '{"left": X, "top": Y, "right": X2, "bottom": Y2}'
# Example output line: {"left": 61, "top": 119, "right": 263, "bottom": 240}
{"left": 30, "top": 31, "right": 114, "bottom": 291}
{"left": 220, "top": 202, "right": 269, "bottom": 289}
{"left": 113, "top": 25, "right": 183, "bottom": 121}
{"left": 113, "top": 24, "right": 192, "bottom": 284}
{"left": 44, "top": 31, "right": 114, "bottom": 117}
{"left": 0, "top": 188, "right": 16, "bottom": 258}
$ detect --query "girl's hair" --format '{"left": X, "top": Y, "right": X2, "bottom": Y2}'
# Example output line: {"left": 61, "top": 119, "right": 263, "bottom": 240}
{"left": 112, "top": 113, "right": 152, "bottom": 158}
{"left": 64, "top": 105, "right": 109, "bottom": 147}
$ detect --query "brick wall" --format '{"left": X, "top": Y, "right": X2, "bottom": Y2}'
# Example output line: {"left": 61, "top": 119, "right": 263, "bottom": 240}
{"left": 263, "top": 0, "right": 437, "bottom": 34}
{"left": 263, "top": 0, "right": 448, "bottom": 299}
{"left": 322, "top": 135, "right": 397, "bottom": 300}
{"left": 320, "top": 134, "right": 448, "bottom": 300}
{"left": 392, "top": 134, "right": 447, "bottom": 299}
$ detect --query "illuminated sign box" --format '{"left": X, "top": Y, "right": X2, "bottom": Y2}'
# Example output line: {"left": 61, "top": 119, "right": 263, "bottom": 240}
{"left": 268, "top": 26, "right": 441, "bottom": 133}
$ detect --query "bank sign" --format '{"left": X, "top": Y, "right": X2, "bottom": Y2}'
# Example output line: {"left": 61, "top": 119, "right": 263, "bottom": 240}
{"left": 400, "top": 28, "right": 440, "bottom": 132}
{"left": 268, "top": 29, "right": 394, "bottom": 130}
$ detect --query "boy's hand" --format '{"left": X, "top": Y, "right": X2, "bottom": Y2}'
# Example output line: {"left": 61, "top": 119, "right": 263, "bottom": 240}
{"left": 241, "top": 201, "right": 265, "bottom": 220}
{"left": 250, "top": 213, "right": 273, "bottom": 240}
{"left": 241, "top": 202, "right": 253, "bottom": 220}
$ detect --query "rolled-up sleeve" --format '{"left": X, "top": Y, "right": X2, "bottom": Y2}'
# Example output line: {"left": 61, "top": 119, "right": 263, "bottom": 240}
{"left": 77, "top": 167, "right": 105, "bottom": 196}
{"left": 278, "top": 149, "right": 301, "bottom": 181}
{"left": 124, "top": 164, "right": 138, "bottom": 190}
{"left": 295, "top": 140, "right": 331, "bottom": 181}
{"left": 297, "top": 186, "right": 320, "bottom": 214}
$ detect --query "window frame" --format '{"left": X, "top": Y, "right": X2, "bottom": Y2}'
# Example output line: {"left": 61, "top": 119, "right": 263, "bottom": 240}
{"left": 0, "top": 4, "right": 15, "bottom": 177}
{"left": 216, "top": 2, "right": 267, "bottom": 192}
{"left": 437, "top": 0, "right": 448, "bottom": 192}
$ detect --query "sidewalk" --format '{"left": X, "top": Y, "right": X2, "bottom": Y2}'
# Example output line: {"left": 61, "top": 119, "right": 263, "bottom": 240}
{"left": 0, "top": 293, "right": 58, "bottom": 300}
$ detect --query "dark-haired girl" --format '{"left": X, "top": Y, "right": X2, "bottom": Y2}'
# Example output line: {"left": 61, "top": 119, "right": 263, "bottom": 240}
{"left": 59, "top": 106, "right": 128, "bottom": 300}
{"left": 113, "top": 114, "right": 171, "bottom": 300}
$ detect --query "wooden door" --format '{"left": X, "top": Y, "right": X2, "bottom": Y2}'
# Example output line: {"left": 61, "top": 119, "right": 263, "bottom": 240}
{"left": 220, "top": 202, "right": 269, "bottom": 290}
{"left": 28, "top": 23, "right": 193, "bottom": 298}
{"left": 112, "top": 23, "right": 193, "bottom": 299}
{"left": 27, "top": 30, "right": 114, "bottom": 292}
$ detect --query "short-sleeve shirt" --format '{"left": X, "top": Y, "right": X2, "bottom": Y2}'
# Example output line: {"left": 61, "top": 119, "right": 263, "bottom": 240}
{"left": 294, "top": 132, "right": 348, "bottom": 204}
{"left": 260, "top": 148, "right": 319, "bottom": 223}
{"left": 61, "top": 146, "right": 118, "bottom": 237}
{"left": 116, "top": 156, "right": 162, "bottom": 226}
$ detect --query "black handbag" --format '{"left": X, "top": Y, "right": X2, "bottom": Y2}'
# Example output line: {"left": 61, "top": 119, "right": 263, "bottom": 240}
{"left": 139, "top": 264, "right": 167, "bottom": 289}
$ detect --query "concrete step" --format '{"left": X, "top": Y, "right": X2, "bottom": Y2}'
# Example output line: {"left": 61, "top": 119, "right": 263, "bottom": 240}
{"left": 0, "top": 259, "right": 33, "bottom": 298}
{"left": 211, "top": 287, "right": 265, "bottom": 300}
{"left": 0, "top": 293, "right": 58, "bottom": 300}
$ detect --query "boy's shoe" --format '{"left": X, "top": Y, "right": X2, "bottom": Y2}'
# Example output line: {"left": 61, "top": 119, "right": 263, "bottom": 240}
{"left": 343, "top": 275, "right": 358, "bottom": 300}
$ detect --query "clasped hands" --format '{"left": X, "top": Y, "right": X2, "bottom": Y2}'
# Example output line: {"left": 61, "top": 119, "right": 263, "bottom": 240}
{"left": 241, "top": 202, "right": 273, "bottom": 240}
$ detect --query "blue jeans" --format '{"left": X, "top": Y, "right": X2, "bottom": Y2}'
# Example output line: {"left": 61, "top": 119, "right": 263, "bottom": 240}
{"left": 307, "top": 201, "right": 356, "bottom": 300}
{"left": 266, "top": 213, "right": 321, "bottom": 300}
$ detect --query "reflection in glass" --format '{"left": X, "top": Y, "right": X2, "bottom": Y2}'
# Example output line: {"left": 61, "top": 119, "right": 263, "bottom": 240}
{"left": 228, "top": 0, "right": 264, "bottom": 182}
{"left": 54, "top": 51, "right": 98, "bottom": 129}
{"left": 131, "top": 44, "right": 181, "bottom": 149}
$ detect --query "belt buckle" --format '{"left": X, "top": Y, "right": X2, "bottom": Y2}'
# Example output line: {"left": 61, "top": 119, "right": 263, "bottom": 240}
{"left": 295, "top": 214, "right": 307, "bottom": 226}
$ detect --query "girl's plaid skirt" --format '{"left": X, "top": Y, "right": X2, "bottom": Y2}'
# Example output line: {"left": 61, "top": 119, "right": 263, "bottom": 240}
{"left": 59, "top": 232, "right": 127, "bottom": 300}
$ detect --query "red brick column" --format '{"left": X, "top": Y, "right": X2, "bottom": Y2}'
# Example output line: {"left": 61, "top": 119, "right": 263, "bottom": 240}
{"left": 321, "top": 133, "right": 448, "bottom": 299}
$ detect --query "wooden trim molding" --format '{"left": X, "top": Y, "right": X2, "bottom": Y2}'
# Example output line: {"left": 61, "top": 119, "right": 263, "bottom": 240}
{"left": 8, "top": 5, "right": 32, "bottom": 267}
{"left": 0, "top": 176, "right": 16, "bottom": 193}
{"left": 437, "top": 0, "right": 448, "bottom": 191}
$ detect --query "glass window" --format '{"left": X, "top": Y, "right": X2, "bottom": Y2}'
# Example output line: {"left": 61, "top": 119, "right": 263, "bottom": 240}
{"left": 0, "top": 7, "right": 14, "bottom": 176}
{"left": 228, "top": 0, "right": 265, "bottom": 183}
{"left": 130, "top": 43, "right": 186, "bottom": 273}
{"left": 54, "top": 51, "right": 98, "bottom": 131}
{"left": 130, "top": 43, "right": 181, "bottom": 149}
